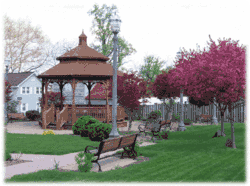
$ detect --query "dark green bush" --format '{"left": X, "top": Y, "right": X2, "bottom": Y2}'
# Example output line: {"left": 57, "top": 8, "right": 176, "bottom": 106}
{"left": 87, "top": 122, "right": 112, "bottom": 142}
{"left": 26, "top": 110, "right": 40, "bottom": 121}
{"left": 72, "top": 115, "right": 99, "bottom": 136}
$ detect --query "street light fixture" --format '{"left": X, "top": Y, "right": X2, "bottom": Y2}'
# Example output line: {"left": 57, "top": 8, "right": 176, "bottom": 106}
{"left": 176, "top": 48, "right": 186, "bottom": 131}
{"left": 5, "top": 58, "right": 11, "bottom": 124}
{"left": 109, "top": 12, "right": 121, "bottom": 138}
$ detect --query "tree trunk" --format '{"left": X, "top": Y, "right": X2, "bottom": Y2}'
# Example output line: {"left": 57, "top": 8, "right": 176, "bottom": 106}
{"left": 128, "top": 111, "right": 133, "bottom": 131}
{"left": 220, "top": 110, "right": 226, "bottom": 136}
{"left": 228, "top": 103, "right": 236, "bottom": 148}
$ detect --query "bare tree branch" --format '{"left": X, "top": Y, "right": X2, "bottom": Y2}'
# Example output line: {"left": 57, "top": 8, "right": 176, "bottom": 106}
{"left": 4, "top": 15, "right": 51, "bottom": 73}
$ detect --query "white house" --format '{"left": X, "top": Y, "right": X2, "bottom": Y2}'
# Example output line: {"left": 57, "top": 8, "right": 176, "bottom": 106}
{"left": 7, "top": 72, "right": 42, "bottom": 113}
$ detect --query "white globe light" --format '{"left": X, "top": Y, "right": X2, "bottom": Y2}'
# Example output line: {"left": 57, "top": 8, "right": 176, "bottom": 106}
{"left": 109, "top": 12, "right": 121, "bottom": 33}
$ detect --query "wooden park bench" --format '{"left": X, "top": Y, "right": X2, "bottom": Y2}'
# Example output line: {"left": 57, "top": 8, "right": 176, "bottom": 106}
{"left": 84, "top": 133, "right": 139, "bottom": 172}
{"left": 138, "top": 120, "right": 171, "bottom": 140}
{"left": 200, "top": 114, "right": 213, "bottom": 124}
{"left": 7, "top": 113, "right": 26, "bottom": 123}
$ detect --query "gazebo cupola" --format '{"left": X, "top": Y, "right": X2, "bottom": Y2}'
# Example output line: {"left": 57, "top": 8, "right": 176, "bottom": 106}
{"left": 79, "top": 30, "right": 87, "bottom": 45}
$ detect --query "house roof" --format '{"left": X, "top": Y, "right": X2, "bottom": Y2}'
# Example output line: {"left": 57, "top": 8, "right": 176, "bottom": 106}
{"left": 85, "top": 82, "right": 112, "bottom": 100}
{"left": 7, "top": 72, "right": 33, "bottom": 86}
{"left": 37, "top": 31, "right": 119, "bottom": 79}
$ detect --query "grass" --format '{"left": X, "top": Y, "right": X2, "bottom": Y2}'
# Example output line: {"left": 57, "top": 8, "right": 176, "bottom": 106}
{"left": 5, "top": 133, "right": 100, "bottom": 156}
{"left": 5, "top": 122, "right": 246, "bottom": 183}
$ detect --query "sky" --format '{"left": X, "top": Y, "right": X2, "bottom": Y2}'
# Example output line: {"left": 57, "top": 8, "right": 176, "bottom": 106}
{"left": 1, "top": 0, "right": 249, "bottom": 105}
{"left": 0, "top": 0, "right": 249, "bottom": 184}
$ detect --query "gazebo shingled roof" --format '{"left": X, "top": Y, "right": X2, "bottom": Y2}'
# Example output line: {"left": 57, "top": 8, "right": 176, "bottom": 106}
{"left": 56, "top": 31, "right": 109, "bottom": 61}
{"left": 37, "top": 30, "right": 124, "bottom": 79}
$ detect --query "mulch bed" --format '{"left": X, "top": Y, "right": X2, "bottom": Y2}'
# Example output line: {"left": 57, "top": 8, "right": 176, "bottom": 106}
{"left": 5, "top": 159, "right": 33, "bottom": 167}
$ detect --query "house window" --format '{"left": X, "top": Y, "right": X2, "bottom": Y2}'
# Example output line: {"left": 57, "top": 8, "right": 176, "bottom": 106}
{"left": 27, "top": 87, "right": 30, "bottom": 94}
{"left": 36, "top": 87, "right": 39, "bottom": 94}
{"left": 22, "top": 87, "right": 26, "bottom": 94}
{"left": 22, "top": 103, "right": 26, "bottom": 112}
{"left": 40, "top": 88, "right": 42, "bottom": 94}
{"left": 36, "top": 102, "right": 41, "bottom": 112}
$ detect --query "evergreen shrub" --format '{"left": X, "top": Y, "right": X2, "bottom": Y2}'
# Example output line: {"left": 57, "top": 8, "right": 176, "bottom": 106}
{"left": 72, "top": 115, "right": 99, "bottom": 136}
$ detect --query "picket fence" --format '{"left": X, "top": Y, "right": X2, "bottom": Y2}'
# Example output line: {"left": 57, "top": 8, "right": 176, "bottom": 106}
{"left": 132, "top": 101, "right": 246, "bottom": 123}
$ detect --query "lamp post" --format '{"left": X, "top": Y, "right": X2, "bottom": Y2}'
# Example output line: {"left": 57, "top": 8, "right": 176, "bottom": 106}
{"left": 176, "top": 48, "right": 186, "bottom": 131}
{"left": 5, "top": 59, "right": 10, "bottom": 124}
{"left": 109, "top": 12, "right": 121, "bottom": 138}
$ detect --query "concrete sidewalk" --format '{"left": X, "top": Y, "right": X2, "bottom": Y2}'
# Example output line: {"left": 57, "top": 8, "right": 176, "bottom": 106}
{"left": 5, "top": 141, "right": 156, "bottom": 180}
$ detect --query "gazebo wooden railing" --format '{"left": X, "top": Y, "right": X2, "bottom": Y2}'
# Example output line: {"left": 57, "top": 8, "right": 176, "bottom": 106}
{"left": 43, "top": 104, "right": 127, "bottom": 130}
{"left": 67, "top": 105, "right": 126, "bottom": 124}
{"left": 56, "top": 105, "right": 68, "bottom": 130}
{"left": 42, "top": 104, "right": 55, "bottom": 129}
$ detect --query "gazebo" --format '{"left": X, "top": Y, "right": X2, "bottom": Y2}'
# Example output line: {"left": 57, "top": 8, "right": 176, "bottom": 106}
{"left": 37, "top": 31, "right": 126, "bottom": 130}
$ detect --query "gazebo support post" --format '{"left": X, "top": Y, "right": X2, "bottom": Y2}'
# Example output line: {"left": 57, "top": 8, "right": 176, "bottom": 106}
{"left": 71, "top": 78, "right": 76, "bottom": 125}
{"left": 105, "top": 80, "right": 110, "bottom": 124}
{"left": 44, "top": 81, "right": 49, "bottom": 110}
{"left": 42, "top": 80, "right": 45, "bottom": 129}
{"left": 87, "top": 81, "right": 92, "bottom": 107}
{"left": 59, "top": 82, "right": 64, "bottom": 111}
{"left": 42, "top": 81, "right": 45, "bottom": 111}
{"left": 42, "top": 80, "right": 49, "bottom": 129}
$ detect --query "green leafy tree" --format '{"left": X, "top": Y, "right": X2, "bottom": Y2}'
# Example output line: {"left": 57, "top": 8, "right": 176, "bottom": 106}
{"left": 88, "top": 4, "right": 136, "bottom": 71}
{"left": 138, "top": 55, "right": 166, "bottom": 96}
{"left": 139, "top": 55, "right": 165, "bottom": 82}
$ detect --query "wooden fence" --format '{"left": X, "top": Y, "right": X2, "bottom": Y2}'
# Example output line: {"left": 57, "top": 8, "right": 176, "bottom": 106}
{"left": 137, "top": 101, "right": 246, "bottom": 123}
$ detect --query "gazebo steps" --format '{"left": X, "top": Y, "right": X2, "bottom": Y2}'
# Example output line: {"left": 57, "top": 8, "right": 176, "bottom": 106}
{"left": 45, "top": 122, "right": 73, "bottom": 130}
{"left": 117, "top": 121, "right": 127, "bottom": 128}
{"left": 46, "top": 123, "right": 57, "bottom": 130}
{"left": 106, "top": 120, "right": 127, "bottom": 128}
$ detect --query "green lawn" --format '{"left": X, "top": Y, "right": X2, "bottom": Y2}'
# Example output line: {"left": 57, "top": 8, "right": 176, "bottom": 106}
{"left": 5, "top": 122, "right": 246, "bottom": 183}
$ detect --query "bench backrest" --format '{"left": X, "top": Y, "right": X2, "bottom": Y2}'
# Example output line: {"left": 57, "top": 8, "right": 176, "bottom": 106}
{"left": 100, "top": 134, "right": 138, "bottom": 154}
{"left": 160, "top": 120, "right": 171, "bottom": 127}
{"left": 119, "top": 134, "right": 138, "bottom": 149}
{"left": 200, "top": 114, "right": 212, "bottom": 119}
{"left": 100, "top": 137, "right": 121, "bottom": 154}
{"left": 145, "top": 120, "right": 168, "bottom": 132}
{"left": 8, "top": 113, "right": 25, "bottom": 119}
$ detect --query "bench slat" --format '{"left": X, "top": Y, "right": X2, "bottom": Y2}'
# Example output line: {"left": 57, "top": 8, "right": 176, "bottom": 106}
{"left": 200, "top": 114, "right": 213, "bottom": 121}
{"left": 119, "top": 135, "right": 136, "bottom": 149}
{"left": 101, "top": 137, "right": 121, "bottom": 154}
{"left": 7, "top": 113, "right": 26, "bottom": 122}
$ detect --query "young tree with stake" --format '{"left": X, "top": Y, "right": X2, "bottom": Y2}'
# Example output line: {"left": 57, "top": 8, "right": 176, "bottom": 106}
{"left": 107, "top": 70, "right": 153, "bottom": 131}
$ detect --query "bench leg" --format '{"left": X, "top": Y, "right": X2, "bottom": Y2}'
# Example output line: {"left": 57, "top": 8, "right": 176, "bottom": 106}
{"left": 95, "top": 161, "right": 102, "bottom": 172}
{"left": 122, "top": 148, "right": 137, "bottom": 159}
{"left": 127, "top": 150, "right": 137, "bottom": 159}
